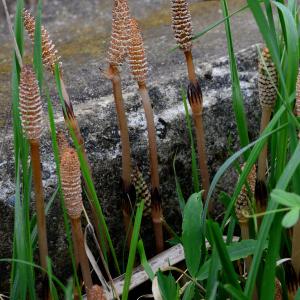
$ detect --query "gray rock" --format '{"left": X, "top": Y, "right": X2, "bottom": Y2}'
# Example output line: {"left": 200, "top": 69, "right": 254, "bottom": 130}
{"left": 0, "top": 0, "right": 261, "bottom": 130}
{"left": 0, "top": 45, "right": 261, "bottom": 292}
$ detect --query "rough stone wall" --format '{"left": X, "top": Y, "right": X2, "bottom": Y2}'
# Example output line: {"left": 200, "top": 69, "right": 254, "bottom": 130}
{"left": 0, "top": 45, "right": 261, "bottom": 289}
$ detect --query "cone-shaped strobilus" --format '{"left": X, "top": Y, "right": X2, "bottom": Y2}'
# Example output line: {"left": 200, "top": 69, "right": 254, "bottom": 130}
{"left": 60, "top": 147, "right": 94, "bottom": 298}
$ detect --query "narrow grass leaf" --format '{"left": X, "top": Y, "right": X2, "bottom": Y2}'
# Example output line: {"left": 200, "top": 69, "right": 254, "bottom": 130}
{"left": 206, "top": 221, "right": 241, "bottom": 291}
{"left": 122, "top": 201, "right": 144, "bottom": 300}
{"left": 224, "top": 284, "right": 248, "bottom": 300}
{"left": 206, "top": 247, "right": 219, "bottom": 298}
{"left": 137, "top": 240, "right": 154, "bottom": 281}
{"left": 173, "top": 154, "right": 185, "bottom": 214}
{"left": 260, "top": 214, "right": 282, "bottom": 300}
{"left": 182, "top": 90, "right": 200, "bottom": 193}
{"left": 220, "top": 0, "right": 250, "bottom": 159}
{"left": 245, "top": 142, "right": 300, "bottom": 297}
{"left": 47, "top": 257, "right": 59, "bottom": 300}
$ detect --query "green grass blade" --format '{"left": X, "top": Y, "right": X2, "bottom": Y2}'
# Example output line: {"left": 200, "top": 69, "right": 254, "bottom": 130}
{"left": 47, "top": 257, "right": 60, "bottom": 300}
{"left": 182, "top": 89, "right": 200, "bottom": 193}
{"left": 259, "top": 214, "right": 282, "bottom": 300}
{"left": 273, "top": 1, "right": 299, "bottom": 93}
{"left": 1, "top": 258, "right": 66, "bottom": 293}
{"left": 223, "top": 284, "right": 248, "bottom": 300}
{"left": 206, "top": 247, "right": 219, "bottom": 298}
{"left": 206, "top": 220, "right": 241, "bottom": 291}
{"left": 137, "top": 240, "right": 154, "bottom": 281}
{"left": 201, "top": 120, "right": 287, "bottom": 229}
{"left": 245, "top": 142, "right": 300, "bottom": 297}
{"left": 173, "top": 154, "right": 185, "bottom": 214}
{"left": 220, "top": 0, "right": 250, "bottom": 159}
{"left": 122, "top": 201, "right": 144, "bottom": 300}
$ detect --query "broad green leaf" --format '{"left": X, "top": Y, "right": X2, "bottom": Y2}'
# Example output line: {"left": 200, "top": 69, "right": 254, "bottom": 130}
{"left": 271, "top": 189, "right": 300, "bottom": 207}
{"left": 282, "top": 208, "right": 299, "bottom": 228}
{"left": 157, "top": 271, "right": 180, "bottom": 300}
{"left": 182, "top": 192, "right": 203, "bottom": 277}
{"left": 182, "top": 282, "right": 195, "bottom": 300}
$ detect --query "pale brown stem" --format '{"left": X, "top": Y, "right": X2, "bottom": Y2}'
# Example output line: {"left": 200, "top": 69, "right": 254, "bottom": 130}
{"left": 71, "top": 224, "right": 80, "bottom": 269}
{"left": 184, "top": 50, "right": 210, "bottom": 204}
{"left": 71, "top": 218, "right": 93, "bottom": 296}
{"left": 152, "top": 207, "right": 164, "bottom": 253}
{"left": 257, "top": 108, "right": 272, "bottom": 182}
{"left": 292, "top": 221, "right": 300, "bottom": 275}
{"left": 30, "top": 140, "right": 48, "bottom": 271}
{"left": 240, "top": 221, "right": 251, "bottom": 271}
{"left": 193, "top": 113, "right": 210, "bottom": 201}
{"left": 138, "top": 83, "right": 159, "bottom": 190}
{"left": 138, "top": 82, "right": 164, "bottom": 253}
{"left": 109, "top": 65, "right": 132, "bottom": 190}
{"left": 184, "top": 51, "right": 197, "bottom": 83}
{"left": 59, "top": 74, "right": 107, "bottom": 253}
{"left": 108, "top": 65, "right": 133, "bottom": 247}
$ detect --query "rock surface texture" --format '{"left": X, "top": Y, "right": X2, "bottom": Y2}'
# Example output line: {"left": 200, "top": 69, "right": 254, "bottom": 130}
{"left": 0, "top": 0, "right": 261, "bottom": 127}
{"left": 0, "top": 44, "right": 261, "bottom": 289}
